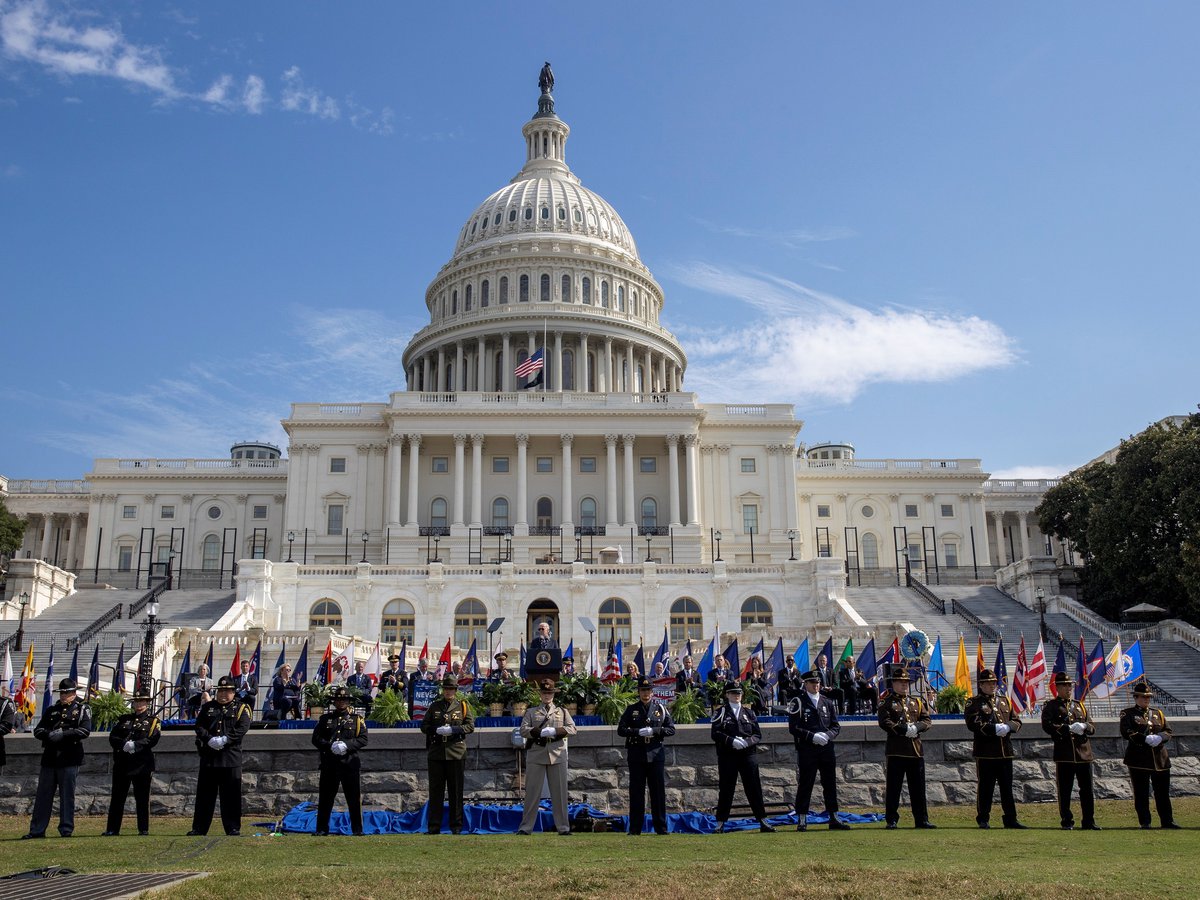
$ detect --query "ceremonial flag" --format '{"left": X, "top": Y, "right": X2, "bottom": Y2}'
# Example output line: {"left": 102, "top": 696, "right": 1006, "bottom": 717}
{"left": 1026, "top": 638, "right": 1048, "bottom": 706}
{"left": 113, "top": 641, "right": 127, "bottom": 695}
{"left": 514, "top": 347, "right": 545, "bottom": 379}
{"left": 229, "top": 643, "right": 242, "bottom": 677}
{"left": 519, "top": 640, "right": 527, "bottom": 679}
{"left": 1011, "top": 637, "right": 1030, "bottom": 713}
{"left": 1090, "top": 640, "right": 1121, "bottom": 700}
{"left": 41, "top": 645, "right": 55, "bottom": 715}
{"left": 722, "top": 637, "right": 740, "bottom": 677}
{"left": 793, "top": 637, "right": 810, "bottom": 672}
{"left": 1083, "top": 639, "right": 1106, "bottom": 700}
{"left": 994, "top": 638, "right": 1008, "bottom": 695}
{"left": 633, "top": 642, "right": 645, "bottom": 677}
{"left": 1073, "top": 636, "right": 1087, "bottom": 700}
{"left": 418, "top": 639, "right": 429, "bottom": 663}
{"left": 976, "top": 635, "right": 985, "bottom": 675}
{"left": 741, "top": 637, "right": 764, "bottom": 680}
{"left": 203, "top": 642, "right": 214, "bottom": 674}
{"left": 317, "top": 640, "right": 333, "bottom": 685}
{"left": 601, "top": 646, "right": 621, "bottom": 684}
{"left": 817, "top": 636, "right": 833, "bottom": 671}
{"left": 436, "top": 638, "right": 452, "bottom": 679}
{"left": 463, "top": 639, "right": 479, "bottom": 680}
{"left": 926, "top": 637, "right": 946, "bottom": 690}
{"left": 15, "top": 645, "right": 36, "bottom": 721}
{"left": 365, "top": 641, "right": 382, "bottom": 691}
{"left": 1051, "top": 640, "right": 1067, "bottom": 682}
{"left": 857, "top": 638, "right": 878, "bottom": 683}
{"left": 1116, "top": 641, "right": 1145, "bottom": 688}
{"left": 2, "top": 646, "right": 12, "bottom": 697}
{"left": 696, "top": 633, "right": 717, "bottom": 683}
{"left": 649, "top": 628, "right": 669, "bottom": 674}
{"left": 68, "top": 644, "right": 80, "bottom": 684}
{"left": 614, "top": 638, "right": 624, "bottom": 673}
{"left": 954, "top": 636, "right": 971, "bottom": 692}
{"left": 564, "top": 639, "right": 574, "bottom": 666}
{"left": 766, "top": 638, "right": 786, "bottom": 690}
{"left": 88, "top": 644, "right": 102, "bottom": 700}
{"left": 294, "top": 639, "right": 310, "bottom": 684}
{"left": 248, "top": 640, "right": 262, "bottom": 681}
{"left": 332, "top": 639, "right": 355, "bottom": 681}
{"left": 271, "top": 643, "right": 286, "bottom": 678}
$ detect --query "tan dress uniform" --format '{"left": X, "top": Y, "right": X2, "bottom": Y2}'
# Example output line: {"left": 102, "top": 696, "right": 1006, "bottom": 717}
{"left": 518, "top": 691, "right": 577, "bottom": 834}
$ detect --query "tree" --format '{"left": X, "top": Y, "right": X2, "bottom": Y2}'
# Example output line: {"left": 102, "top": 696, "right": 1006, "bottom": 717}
{"left": 0, "top": 499, "right": 25, "bottom": 559}
{"left": 1036, "top": 412, "right": 1200, "bottom": 623}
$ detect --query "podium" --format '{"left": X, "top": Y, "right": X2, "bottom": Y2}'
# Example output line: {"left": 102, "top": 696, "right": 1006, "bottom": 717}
{"left": 526, "top": 647, "right": 563, "bottom": 681}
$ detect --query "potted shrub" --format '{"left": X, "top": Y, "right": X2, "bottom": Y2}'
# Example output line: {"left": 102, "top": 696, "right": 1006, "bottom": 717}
{"left": 936, "top": 684, "right": 969, "bottom": 714}
{"left": 502, "top": 678, "right": 537, "bottom": 716}
{"left": 669, "top": 687, "right": 706, "bottom": 725}
{"left": 302, "top": 682, "right": 330, "bottom": 717}
{"left": 481, "top": 680, "right": 505, "bottom": 717}
{"left": 576, "top": 673, "right": 602, "bottom": 715}
{"left": 596, "top": 682, "right": 636, "bottom": 725}
{"left": 367, "top": 688, "right": 410, "bottom": 726}
{"left": 556, "top": 674, "right": 582, "bottom": 715}
{"left": 89, "top": 690, "right": 130, "bottom": 730}
{"left": 456, "top": 690, "right": 487, "bottom": 720}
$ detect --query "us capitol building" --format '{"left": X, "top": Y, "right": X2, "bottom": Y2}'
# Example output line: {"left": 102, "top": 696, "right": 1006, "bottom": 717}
{"left": 1, "top": 70, "right": 1064, "bottom": 665}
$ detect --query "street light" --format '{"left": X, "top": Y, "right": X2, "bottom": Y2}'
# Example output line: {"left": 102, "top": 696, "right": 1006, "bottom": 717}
{"left": 787, "top": 529, "right": 797, "bottom": 561}
{"left": 286, "top": 531, "right": 295, "bottom": 563}
{"left": 714, "top": 530, "right": 723, "bottom": 562}
{"left": 139, "top": 599, "right": 160, "bottom": 699}
{"left": 360, "top": 530, "right": 369, "bottom": 563}
{"left": 645, "top": 534, "right": 653, "bottom": 562}
{"left": 15, "top": 591, "right": 30, "bottom": 652}
{"left": 505, "top": 535, "right": 512, "bottom": 563}
{"left": 433, "top": 536, "right": 441, "bottom": 563}
{"left": 1035, "top": 586, "right": 1047, "bottom": 643}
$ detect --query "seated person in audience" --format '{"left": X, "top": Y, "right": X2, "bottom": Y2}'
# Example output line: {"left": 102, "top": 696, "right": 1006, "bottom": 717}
{"left": 187, "top": 664, "right": 215, "bottom": 718}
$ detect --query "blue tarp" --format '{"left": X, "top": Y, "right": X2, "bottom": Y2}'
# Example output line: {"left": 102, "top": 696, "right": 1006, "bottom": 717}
{"left": 278, "top": 801, "right": 883, "bottom": 835}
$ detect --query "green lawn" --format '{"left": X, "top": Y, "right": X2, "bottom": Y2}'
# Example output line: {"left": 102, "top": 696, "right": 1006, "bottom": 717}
{"left": 2, "top": 800, "right": 1197, "bottom": 899}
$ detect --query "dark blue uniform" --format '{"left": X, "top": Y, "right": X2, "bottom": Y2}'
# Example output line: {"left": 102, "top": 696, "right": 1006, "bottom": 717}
{"left": 788, "top": 691, "right": 842, "bottom": 826}
{"left": 312, "top": 705, "right": 369, "bottom": 834}
{"left": 710, "top": 700, "right": 770, "bottom": 827}
{"left": 617, "top": 697, "right": 676, "bottom": 834}
{"left": 105, "top": 708, "right": 162, "bottom": 834}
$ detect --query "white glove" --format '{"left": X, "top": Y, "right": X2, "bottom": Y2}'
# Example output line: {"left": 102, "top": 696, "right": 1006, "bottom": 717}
{"left": 994, "top": 723, "right": 1010, "bottom": 737}
{"left": 1069, "top": 721, "right": 1086, "bottom": 735}
{"left": 905, "top": 724, "right": 918, "bottom": 738}
{"left": 436, "top": 725, "right": 453, "bottom": 736}
{"left": 638, "top": 726, "right": 653, "bottom": 737}
{"left": 812, "top": 732, "right": 829, "bottom": 746}
{"left": 540, "top": 726, "right": 556, "bottom": 738}
{"left": 207, "top": 736, "right": 223, "bottom": 750}
{"left": 332, "top": 740, "right": 348, "bottom": 755}
{"left": 732, "top": 736, "right": 748, "bottom": 750}
{"left": 1145, "top": 734, "right": 1163, "bottom": 747}
{"left": 123, "top": 740, "right": 136, "bottom": 754}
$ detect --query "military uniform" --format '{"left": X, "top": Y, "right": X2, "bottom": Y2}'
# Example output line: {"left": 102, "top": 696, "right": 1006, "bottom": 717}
{"left": 312, "top": 686, "right": 370, "bottom": 835}
{"left": 517, "top": 680, "right": 578, "bottom": 835}
{"left": 617, "top": 678, "right": 677, "bottom": 835}
{"left": 788, "top": 674, "right": 848, "bottom": 830}
{"left": 378, "top": 658, "right": 408, "bottom": 696}
{"left": 27, "top": 679, "right": 92, "bottom": 839}
{"left": 711, "top": 683, "right": 774, "bottom": 832}
{"left": 190, "top": 677, "right": 253, "bottom": 836}
{"left": 104, "top": 694, "right": 162, "bottom": 835}
{"left": 878, "top": 672, "right": 934, "bottom": 829}
{"left": 963, "top": 669, "right": 1024, "bottom": 829}
{"left": 1119, "top": 682, "right": 1178, "bottom": 829}
{"left": 420, "top": 677, "right": 476, "bottom": 834}
{"left": 1040, "top": 672, "right": 1098, "bottom": 830}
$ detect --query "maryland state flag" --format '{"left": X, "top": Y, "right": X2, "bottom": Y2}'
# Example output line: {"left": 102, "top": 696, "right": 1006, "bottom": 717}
{"left": 14, "top": 644, "right": 36, "bottom": 722}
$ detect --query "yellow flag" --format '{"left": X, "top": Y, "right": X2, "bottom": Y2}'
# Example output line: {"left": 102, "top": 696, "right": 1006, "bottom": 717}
{"left": 954, "top": 636, "right": 971, "bottom": 692}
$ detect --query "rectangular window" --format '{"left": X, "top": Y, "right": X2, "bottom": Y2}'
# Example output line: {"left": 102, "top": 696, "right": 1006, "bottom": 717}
{"left": 940, "top": 503, "right": 955, "bottom": 517}
{"left": 492, "top": 457, "right": 510, "bottom": 473}
{"left": 117, "top": 546, "right": 133, "bottom": 571}
{"left": 743, "top": 504, "right": 759, "bottom": 534}
{"left": 160, "top": 505, "right": 175, "bottom": 520}
{"left": 536, "top": 457, "right": 553, "bottom": 473}
{"left": 816, "top": 504, "right": 831, "bottom": 518}
{"left": 640, "top": 457, "right": 657, "bottom": 473}
{"left": 907, "top": 543, "right": 922, "bottom": 565}
{"left": 329, "top": 457, "right": 347, "bottom": 473}
{"left": 252, "top": 505, "right": 268, "bottom": 519}
{"left": 327, "top": 504, "right": 344, "bottom": 536}
{"left": 122, "top": 505, "right": 137, "bottom": 519}
{"left": 944, "top": 543, "right": 959, "bottom": 568}
{"left": 740, "top": 458, "right": 756, "bottom": 473}
{"left": 905, "top": 504, "right": 919, "bottom": 518}
{"left": 432, "top": 457, "right": 449, "bottom": 473}
{"left": 579, "top": 457, "right": 596, "bottom": 473}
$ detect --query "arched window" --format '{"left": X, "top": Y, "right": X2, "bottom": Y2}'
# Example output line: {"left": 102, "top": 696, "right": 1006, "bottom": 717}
{"left": 641, "top": 498, "right": 657, "bottom": 530}
{"left": 519, "top": 274, "right": 529, "bottom": 302}
{"left": 581, "top": 277, "right": 591, "bottom": 304}
{"left": 579, "top": 498, "right": 596, "bottom": 529}
{"left": 562, "top": 349, "right": 575, "bottom": 390}
{"left": 862, "top": 533, "right": 880, "bottom": 569}
{"left": 536, "top": 497, "right": 553, "bottom": 528}
{"left": 670, "top": 598, "right": 703, "bottom": 643}
{"left": 741, "top": 596, "right": 773, "bottom": 628}
{"left": 599, "top": 598, "right": 632, "bottom": 653}
{"left": 451, "top": 290, "right": 458, "bottom": 315}
{"left": 561, "top": 274, "right": 571, "bottom": 302}
{"left": 201, "top": 535, "right": 220, "bottom": 571}
{"left": 492, "top": 498, "right": 509, "bottom": 528}
{"left": 618, "top": 285, "right": 625, "bottom": 311}
{"left": 381, "top": 599, "right": 415, "bottom": 645}
{"left": 430, "top": 498, "right": 448, "bottom": 529}
{"left": 540, "top": 273, "right": 551, "bottom": 302}
{"left": 465, "top": 284, "right": 473, "bottom": 311}
{"left": 480, "top": 279, "right": 489, "bottom": 307}
{"left": 601, "top": 281, "right": 609, "bottom": 308}
{"left": 499, "top": 276, "right": 509, "bottom": 304}
{"left": 454, "top": 599, "right": 487, "bottom": 650}
{"left": 309, "top": 599, "right": 342, "bottom": 630}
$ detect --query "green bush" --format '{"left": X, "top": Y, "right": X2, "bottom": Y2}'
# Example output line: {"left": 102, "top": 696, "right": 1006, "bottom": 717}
{"left": 89, "top": 690, "right": 131, "bottom": 730}
{"left": 367, "top": 688, "right": 410, "bottom": 726}
{"left": 669, "top": 687, "right": 706, "bottom": 724}
{"left": 456, "top": 690, "right": 486, "bottom": 719}
{"left": 936, "top": 685, "right": 969, "bottom": 714}
{"left": 596, "top": 683, "right": 637, "bottom": 725}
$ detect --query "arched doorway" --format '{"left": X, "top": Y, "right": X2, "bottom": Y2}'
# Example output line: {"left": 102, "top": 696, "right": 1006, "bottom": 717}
{"left": 526, "top": 597, "right": 560, "bottom": 646}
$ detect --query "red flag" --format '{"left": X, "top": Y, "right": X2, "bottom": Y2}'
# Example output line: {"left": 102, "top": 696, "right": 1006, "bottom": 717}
{"left": 1011, "top": 637, "right": 1029, "bottom": 714}
{"left": 230, "top": 644, "right": 241, "bottom": 677}
{"left": 976, "top": 635, "right": 985, "bottom": 675}
{"left": 319, "top": 641, "right": 333, "bottom": 686}
{"left": 418, "top": 639, "right": 429, "bottom": 662}
{"left": 1026, "top": 638, "right": 1048, "bottom": 706}
{"left": 601, "top": 653, "right": 621, "bottom": 684}
{"left": 436, "top": 638, "right": 452, "bottom": 679}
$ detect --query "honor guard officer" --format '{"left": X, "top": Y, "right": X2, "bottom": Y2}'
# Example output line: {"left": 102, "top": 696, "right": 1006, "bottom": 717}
{"left": 964, "top": 669, "right": 1026, "bottom": 829}
{"left": 312, "top": 684, "right": 369, "bottom": 835}
{"left": 788, "top": 670, "right": 849, "bottom": 831}
{"left": 189, "top": 674, "right": 252, "bottom": 836}
{"left": 711, "top": 681, "right": 775, "bottom": 833}
{"left": 1041, "top": 671, "right": 1099, "bottom": 830}
{"left": 379, "top": 655, "right": 408, "bottom": 696}
{"left": 878, "top": 667, "right": 935, "bottom": 830}
{"left": 517, "top": 679, "right": 578, "bottom": 836}
{"left": 103, "top": 689, "right": 162, "bottom": 836}
{"left": 421, "top": 676, "right": 475, "bottom": 834}
{"left": 1120, "top": 681, "right": 1180, "bottom": 829}
{"left": 25, "top": 678, "right": 92, "bottom": 839}
{"left": 617, "top": 676, "right": 677, "bottom": 835}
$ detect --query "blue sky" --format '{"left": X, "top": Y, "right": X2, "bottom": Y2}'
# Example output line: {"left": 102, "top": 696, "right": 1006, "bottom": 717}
{"left": 2, "top": 1, "right": 1196, "bottom": 482}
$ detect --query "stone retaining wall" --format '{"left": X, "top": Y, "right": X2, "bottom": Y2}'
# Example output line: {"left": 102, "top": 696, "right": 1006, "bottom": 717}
{"left": 3, "top": 719, "right": 1200, "bottom": 819}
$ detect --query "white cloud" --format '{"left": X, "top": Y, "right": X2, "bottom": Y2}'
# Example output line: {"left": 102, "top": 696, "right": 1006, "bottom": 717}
{"left": 280, "top": 65, "right": 339, "bottom": 120}
{"left": 667, "top": 262, "right": 1017, "bottom": 406}
{"left": 347, "top": 97, "right": 394, "bottom": 135}
{"left": 987, "top": 465, "right": 1067, "bottom": 481}
{"left": 695, "top": 218, "right": 858, "bottom": 250}
{"left": 202, "top": 73, "right": 232, "bottom": 104}
{"left": 241, "top": 74, "right": 264, "bottom": 114}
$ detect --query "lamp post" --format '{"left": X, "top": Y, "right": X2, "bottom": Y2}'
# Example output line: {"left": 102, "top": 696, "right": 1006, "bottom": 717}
{"left": 361, "top": 530, "right": 369, "bottom": 563}
{"left": 139, "top": 599, "right": 160, "bottom": 698}
{"left": 433, "top": 537, "right": 441, "bottom": 563}
{"left": 645, "top": 534, "right": 653, "bottom": 562}
{"left": 505, "top": 535, "right": 512, "bottom": 563}
{"left": 15, "top": 591, "right": 30, "bottom": 652}
{"left": 1035, "top": 586, "right": 1047, "bottom": 643}
{"left": 714, "top": 530, "right": 723, "bottom": 562}
{"left": 787, "top": 529, "right": 797, "bottom": 561}
{"left": 286, "top": 531, "right": 295, "bottom": 563}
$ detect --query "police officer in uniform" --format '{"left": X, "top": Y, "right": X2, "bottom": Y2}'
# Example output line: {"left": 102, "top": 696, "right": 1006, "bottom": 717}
{"left": 617, "top": 676, "right": 677, "bottom": 835}
{"left": 1119, "top": 680, "right": 1180, "bottom": 829}
{"left": 25, "top": 677, "right": 92, "bottom": 839}
{"left": 103, "top": 688, "right": 162, "bottom": 835}
{"left": 378, "top": 655, "right": 408, "bottom": 696}
{"left": 189, "top": 674, "right": 252, "bottom": 836}
{"left": 789, "top": 670, "right": 850, "bottom": 831}
{"left": 878, "top": 667, "right": 935, "bottom": 829}
{"left": 517, "top": 679, "right": 578, "bottom": 835}
{"left": 964, "top": 668, "right": 1025, "bottom": 829}
{"left": 711, "top": 681, "right": 775, "bottom": 833}
{"left": 1040, "top": 671, "right": 1099, "bottom": 830}
{"left": 421, "top": 675, "right": 475, "bottom": 834}
{"left": 312, "top": 684, "right": 369, "bottom": 835}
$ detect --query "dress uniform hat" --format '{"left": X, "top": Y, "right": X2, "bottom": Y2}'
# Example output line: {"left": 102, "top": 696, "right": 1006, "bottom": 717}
{"left": 636, "top": 676, "right": 653, "bottom": 690}
{"left": 216, "top": 675, "right": 236, "bottom": 689}
{"left": 1132, "top": 681, "right": 1154, "bottom": 697}
{"left": 494, "top": 651, "right": 509, "bottom": 661}
{"left": 537, "top": 678, "right": 556, "bottom": 692}
{"left": 441, "top": 676, "right": 458, "bottom": 689}
{"left": 1051, "top": 671, "right": 1074, "bottom": 687}
{"left": 132, "top": 689, "right": 153, "bottom": 701}
{"left": 723, "top": 681, "right": 744, "bottom": 695}
{"left": 978, "top": 668, "right": 998, "bottom": 683}
{"left": 888, "top": 665, "right": 911, "bottom": 682}
{"left": 57, "top": 677, "right": 78, "bottom": 692}
{"left": 328, "top": 685, "right": 350, "bottom": 701}
{"left": 388, "top": 654, "right": 401, "bottom": 662}
{"left": 801, "top": 669, "right": 821, "bottom": 682}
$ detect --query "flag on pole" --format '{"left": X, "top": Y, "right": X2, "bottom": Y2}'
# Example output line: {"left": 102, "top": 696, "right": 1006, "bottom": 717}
{"left": 113, "top": 641, "right": 127, "bottom": 695}
{"left": 364, "top": 641, "right": 382, "bottom": 692}
{"left": 229, "top": 643, "right": 242, "bottom": 678}
{"left": 601, "top": 644, "right": 621, "bottom": 684}
{"left": 418, "top": 639, "right": 429, "bottom": 664}
{"left": 1083, "top": 639, "right": 1106, "bottom": 699}
{"left": 649, "top": 628, "right": 669, "bottom": 674}
{"left": 722, "top": 638, "right": 740, "bottom": 677}
{"left": 271, "top": 643, "right": 286, "bottom": 679}
{"left": 766, "top": 637, "right": 786, "bottom": 690}
{"left": 514, "top": 347, "right": 545, "bottom": 379}
{"left": 564, "top": 639, "right": 574, "bottom": 666}
{"left": 1090, "top": 640, "right": 1122, "bottom": 699}
{"left": 954, "top": 636, "right": 971, "bottom": 692}
{"left": 1073, "top": 636, "right": 1088, "bottom": 700}
{"left": 697, "top": 633, "right": 717, "bottom": 683}
{"left": 436, "top": 638, "right": 452, "bottom": 679}
{"left": 1116, "top": 640, "right": 1145, "bottom": 688}
{"left": 1012, "top": 637, "right": 1030, "bottom": 713}
{"left": 518, "top": 640, "right": 527, "bottom": 679}
{"left": 817, "top": 636, "right": 833, "bottom": 671}
{"left": 397, "top": 638, "right": 407, "bottom": 673}
{"left": 835, "top": 638, "right": 854, "bottom": 682}
{"left": 462, "top": 639, "right": 479, "bottom": 682}
{"left": 926, "top": 637, "right": 946, "bottom": 690}
{"left": 15, "top": 645, "right": 36, "bottom": 721}
{"left": 294, "top": 639, "right": 309, "bottom": 684}
{"left": 793, "top": 638, "right": 810, "bottom": 672}
{"left": 857, "top": 637, "right": 878, "bottom": 685}
{"left": 994, "top": 638, "right": 1008, "bottom": 695}
{"left": 41, "top": 645, "right": 55, "bottom": 715}
{"left": 203, "top": 642, "right": 214, "bottom": 674}
{"left": 1026, "top": 637, "right": 1048, "bottom": 707}
{"left": 2, "top": 646, "right": 12, "bottom": 698}
{"left": 976, "top": 635, "right": 985, "bottom": 675}
{"left": 68, "top": 644, "right": 80, "bottom": 684}
{"left": 632, "top": 642, "right": 645, "bottom": 676}
{"left": 741, "top": 637, "right": 765, "bottom": 680}
{"left": 88, "top": 644, "right": 102, "bottom": 700}
{"left": 332, "top": 639, "right": 355, "bottom": 681}
{"left": 317, "top": 641, "right": 333, "bottom": 685}
{"left": 1052, "top": 640, "right": 1067, "bottom": 682}
{"left": 248, "top": 640, "right": 262, "bottom": 681}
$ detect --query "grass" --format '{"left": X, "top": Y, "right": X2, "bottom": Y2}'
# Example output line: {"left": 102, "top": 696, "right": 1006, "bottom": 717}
{"left": 1, "top": 799, "right": 1197, "bottom": 899}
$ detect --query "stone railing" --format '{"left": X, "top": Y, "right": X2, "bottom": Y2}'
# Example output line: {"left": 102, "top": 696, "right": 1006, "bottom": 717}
{"left": 798, "top": 458, "right": 983, "bottom": 473}
{"left": 5, "top": 479, "right": 91, "bottom": 494}
{"left": 90, "top": 458, "right": 288, "bottom": 474}
{"left": 983, "top": 478, "right": 1062, "bottom": 493}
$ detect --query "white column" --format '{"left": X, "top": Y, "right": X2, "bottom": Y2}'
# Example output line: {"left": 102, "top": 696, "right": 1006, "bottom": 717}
{"left": 560, "top": 433, "right": 574, "bottom": 530}
{"left": 455, "top": 341, "right": 464, "bottom": 392}
{"left": 421, "top": 355, "right": 431, "bottom": 392}
{"left": 625, "top": 342, "right": 636, "bottom": 393}
{"left": 554, "top": 331, "right": 564, "bottom": 392}
{"left": 601, "top": 338, "right": 612, "bottom": 392}
{"left": 765, "top": 446, "right": 780, "bottom": 531}
{"left": 667, "top": 434, "right": 681, "bottom": 526}
{"left": 501, "top": 333, "right": 511, "bottom": 392}
{"left": 387, "top": 435, "right": 403, "bottom": 524}
{"left": 470, "top": 434, "right": 484, "bottom": 528}
{"left": 453, "top": 434, "right": 466, "bottom": 527}
{"left": 657, "top": 355, "right": 666, "bottom": 393}
{"left": 622, "top": 434, "right": 636, "bottom": 527}
{"left": 66, "top": 513, "right": 82, "bottom": 571}
{"left": 1017, "top": 511, "right": 1031, "bottom": 560}
{"left": 579, "top": 334, "right": 589, "bottom": 391}
{"left": 405, "top": 435, "right": 421, "bottom": 527}
{"left": 992, "top": 511, "right": 1007, "bottom": 567}
{"left": 643, "top": 347, "right": 652, "bottom": 393}
{"left": 476, "top": 336, "right": 486, "bottom": 391}
{"left": 40, "top": 514, "right": 53, "bottom": 561}
{"left": 437, "top": 346, "right": 446, "bottom": 392}
{"left": 355, "top": 445, "right": 369, "bottom": 532}
{"left": 516, "top": 433, "right": 529, "bottom": 532}
{"left": 685, "top": 434, "right": 701, "bottom": 526}
{"left": 605, "top": 433, "right": 619, "bottom": 530}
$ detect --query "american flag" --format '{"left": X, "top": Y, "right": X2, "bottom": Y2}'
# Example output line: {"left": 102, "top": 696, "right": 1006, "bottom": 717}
{"left": 514, "top": 348, "right": 544, "bottom": 378}
{"left": 1025, "top": 637, "right": 1048, "bottom": 708}
{"left": 1011, "top": 637, "right": 1029, "bottom": 713}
